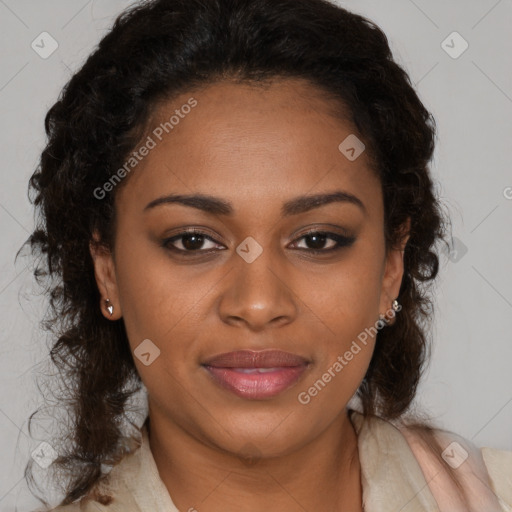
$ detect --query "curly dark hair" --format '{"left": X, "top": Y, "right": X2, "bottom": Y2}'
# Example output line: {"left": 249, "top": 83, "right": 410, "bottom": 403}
{"left": 21, "top": 0, "right": 463, "bottom": 508}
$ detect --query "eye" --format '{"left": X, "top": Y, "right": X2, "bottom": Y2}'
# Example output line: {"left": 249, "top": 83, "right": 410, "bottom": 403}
{"left": 290, "top": 230, "right": 356, "bottom": 254}
{"left": 162, "top": 228, "right": 355, "bottom": 256}
{"left": 162, "top": 229, "right": 225, "bottom": 254}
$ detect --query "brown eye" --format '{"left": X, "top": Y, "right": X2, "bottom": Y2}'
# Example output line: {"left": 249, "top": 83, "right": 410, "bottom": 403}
{"left": 292, "top": 231, "right": 356, "bottom": 253}
{"left": 180, "top": 232, "right": 206, "bottom": 251}
{"left": 163, "top": 229, "right": 223, "bottom": 253}
{"left": 300, "top": 233, "right": 333, "bottom": 250}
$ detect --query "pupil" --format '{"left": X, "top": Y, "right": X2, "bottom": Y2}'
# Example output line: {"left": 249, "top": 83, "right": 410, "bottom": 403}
{"left": 180, "top": 233, "right": 329, "bottom": 251}
{"left": 183, "top": 234, "right": 204, "bottom": 250}
{"left": 307, "top": 234, "right": 326, "bottom": 250}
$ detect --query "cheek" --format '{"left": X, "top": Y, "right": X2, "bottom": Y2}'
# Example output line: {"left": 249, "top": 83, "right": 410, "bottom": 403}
{"left": 114, "top": 239, "right": 217, "bottom": 376}
{"left": 303, "top": 250, "right": 384, "bottom": 329}
{"left": 296, "top": 278, "right": 379, "bottom": 417}
{"left": 114, "top": 229, "right": 185, "bottom": 325}
{"left": 344, "top": 233, "right": 386, "bottom": 313}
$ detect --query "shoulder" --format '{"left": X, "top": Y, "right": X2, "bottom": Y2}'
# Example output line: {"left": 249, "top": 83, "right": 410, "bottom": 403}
{"left": 31, "top": 499, "right": 110, "bottom": 512}
{"left": 34, "top": 491, "right": 117, "bottom": 512}
{"left": 357, "top": 409, "right": 512, "bottom": 511}
{"left": 33, "top": 444, "right": 145, "bottom": 512}
{"left": 41, "top": 503, "right": 106, "bottom": 512}
{"left": 403, "top": 423, "right": 512, "bottom": 511}
{"left": 481, "top": 446, "right": 512, "bottom": 508}
{"left": 36, "top": 487, "right": 139, "bottom": 512}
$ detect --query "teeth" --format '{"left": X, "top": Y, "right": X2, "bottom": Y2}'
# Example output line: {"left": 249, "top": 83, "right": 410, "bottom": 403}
{"left": 232, "top": 367, "right": 281, "bottom": 374}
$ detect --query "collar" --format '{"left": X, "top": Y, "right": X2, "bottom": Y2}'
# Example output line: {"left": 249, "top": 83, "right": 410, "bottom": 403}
{"left": 349, "top": 409, "right": 440, "bottom": 511}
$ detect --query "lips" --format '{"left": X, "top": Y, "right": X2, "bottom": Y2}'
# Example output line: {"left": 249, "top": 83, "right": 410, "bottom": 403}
{"left": 202, "top": 349, "right": 309, "bottom": 368}
{"left": 202, "top": 350, "right": 310, "bottom": 400}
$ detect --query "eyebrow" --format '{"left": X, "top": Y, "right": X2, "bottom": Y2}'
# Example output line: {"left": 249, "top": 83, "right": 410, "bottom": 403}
{"left": 143, "top": 190, "right": 366, "bottom": 216}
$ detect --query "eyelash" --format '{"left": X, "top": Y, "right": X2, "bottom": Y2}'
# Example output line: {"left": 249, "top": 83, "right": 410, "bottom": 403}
{"left": 162, "top": 228, "right": 355, "bottom": 256}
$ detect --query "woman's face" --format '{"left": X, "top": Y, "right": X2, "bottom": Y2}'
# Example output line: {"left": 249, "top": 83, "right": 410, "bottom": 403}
{"left": 91, "top": 78, "right": 407, "bottom": 458}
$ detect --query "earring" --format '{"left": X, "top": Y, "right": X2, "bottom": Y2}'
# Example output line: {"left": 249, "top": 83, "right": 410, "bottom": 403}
{"left": 379, "top": 299, "right": 401, "bottom": 328}
{"left": 105, "top": 298, "right": 114, "bottom": 316}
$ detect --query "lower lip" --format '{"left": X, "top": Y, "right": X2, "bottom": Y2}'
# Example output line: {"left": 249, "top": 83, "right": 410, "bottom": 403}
{"left": 203, "top": 365, "right": 309, "bottom": 400}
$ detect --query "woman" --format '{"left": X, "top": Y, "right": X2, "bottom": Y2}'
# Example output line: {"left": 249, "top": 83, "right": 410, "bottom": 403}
{"left": 24, "top": 0, "right": 511, "bottom": 511}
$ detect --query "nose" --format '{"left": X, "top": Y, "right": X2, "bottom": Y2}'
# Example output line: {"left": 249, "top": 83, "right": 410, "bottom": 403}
{"left": 217, "top": 246, "right": 298, "bottom": 331}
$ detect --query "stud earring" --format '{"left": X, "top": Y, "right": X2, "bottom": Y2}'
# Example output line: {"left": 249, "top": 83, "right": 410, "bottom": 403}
{"left": 379, "top": 298, "right": 401, "bottom": 328}
{"left": 105, "top": 298, "right": 114, "bottom": 316}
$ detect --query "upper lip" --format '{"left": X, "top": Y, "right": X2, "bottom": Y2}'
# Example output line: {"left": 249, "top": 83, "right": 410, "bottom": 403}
{"left": 202, "top": 349, "right": 310, "bottom": 368}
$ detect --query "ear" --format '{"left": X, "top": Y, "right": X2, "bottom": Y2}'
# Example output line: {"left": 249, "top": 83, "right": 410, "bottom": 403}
{"left": 89, "top": 230, "right": 122, "bottom": 320}
{"left": 379, "top": 218, "right": 410, "bottom": 323}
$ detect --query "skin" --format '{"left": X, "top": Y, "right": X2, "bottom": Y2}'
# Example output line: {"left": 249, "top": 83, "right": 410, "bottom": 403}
{"left": 90, "top": 78, "right": 409, "bottom": 512}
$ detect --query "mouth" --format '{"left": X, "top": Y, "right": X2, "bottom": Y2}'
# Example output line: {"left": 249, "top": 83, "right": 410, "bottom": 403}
{"left": 201, "top": 349, "right": 311, "bottom": 400}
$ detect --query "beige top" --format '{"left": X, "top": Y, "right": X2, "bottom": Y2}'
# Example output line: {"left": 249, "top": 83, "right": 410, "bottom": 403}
{"left": 43, "top": 410, "right": 512, "bottom": 512}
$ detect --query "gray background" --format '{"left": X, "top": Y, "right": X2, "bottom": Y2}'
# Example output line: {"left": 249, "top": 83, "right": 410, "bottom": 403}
{"left": 0, "top": 0, "right": 511, "bottom": 510}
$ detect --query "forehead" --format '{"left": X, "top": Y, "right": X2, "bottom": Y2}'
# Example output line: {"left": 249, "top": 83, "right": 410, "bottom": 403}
{"left": 115, "top": 79, "right": 381, "bottom": 218}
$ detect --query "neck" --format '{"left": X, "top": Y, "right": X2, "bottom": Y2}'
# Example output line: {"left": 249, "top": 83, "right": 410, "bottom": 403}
{"left": 147, "top": 407, "right": 363, "bottom": 512}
